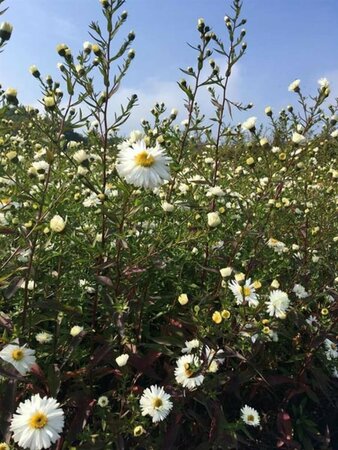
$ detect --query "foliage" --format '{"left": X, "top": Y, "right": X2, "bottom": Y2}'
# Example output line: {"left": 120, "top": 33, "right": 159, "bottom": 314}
{"left": 0, "top": 0, "right": 337, "bottom": 449}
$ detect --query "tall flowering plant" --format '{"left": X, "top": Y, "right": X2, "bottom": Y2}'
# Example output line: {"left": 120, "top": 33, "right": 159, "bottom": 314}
{"left": 0, "top": 0, "right": 337, "bottom": 449}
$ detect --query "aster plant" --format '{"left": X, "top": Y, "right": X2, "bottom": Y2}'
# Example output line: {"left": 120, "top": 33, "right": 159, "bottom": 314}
{"left": 0, "top": 0, "right": 337, "bottom": 449}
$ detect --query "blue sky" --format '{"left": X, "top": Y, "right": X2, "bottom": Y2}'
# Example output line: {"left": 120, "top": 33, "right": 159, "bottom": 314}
{"left": 1, "top": 0, "right": 338, "bottom": 130}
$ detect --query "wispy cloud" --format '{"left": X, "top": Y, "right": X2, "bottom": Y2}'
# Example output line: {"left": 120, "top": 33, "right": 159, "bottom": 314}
{"left": 110, "top": 64, "right": 243, "bottom": 133}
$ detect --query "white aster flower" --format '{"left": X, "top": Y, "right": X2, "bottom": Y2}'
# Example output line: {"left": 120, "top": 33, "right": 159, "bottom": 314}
{"left": 318, "top": 77, "right": 329, "bottom": 89}
{"left": 266, "top": 290, "right": 290, "bottom": 319}
{"left": 73, "top": 149, "right": 89, "bottom": 165}
{"left": 182, "top": 339, "right": 201, "bottom": 354}
{"left": 174, "top": 354, "right": 204, "bottom": 390}
{"left": 139, "top": 385, "right": 173, "bottom": 423}
{"left": 161, "top": 201, "right": 174, "bottom": 212}
{"left": 305, "top": 315, "right": 317, "bottom": 327}
{"left": 242, "top": 116, "right": 257, "bottom": 131}
{"left": 228, "top": 278, "right": 259, "bottom": 307}
{"left": 83, "top": 192, "right": 101, "bottom": 208}
{"left": 97, "top": 395, "right": 109, "bottom": 407}
{"left": 10, "top": 394, "right": 64, "bottom": 450}
{"left": 292, "top": 283, "right": 309, "bottom": 299}
{"left": 292, "top": 132, "right": 306, "bottom": 145}
{"left": 31, "top": 161, "right": 49, "bottom": 174}
{"left": 35, "top": 332, "right": 53, "bottom": 344}
{"left": 204, "top": 346, "right": 225, "bottom": 373}
{"left": 129, "top": 129, "right": 143, "bottom": 143}
{"left": 324, "top": 339, "right": 338, "bottom": 360}
{"left": 288, "top": 79, "right": 300, "bottom": 92}
{"left": 0, "top": 343, "right": 36, "bottom": 376}
{"left": 267, "top": 238, "right": 286, "bottom": 254}
{"left": 240, "top": 405, "right": 260, "bottom": 427}
{"left": 206, "top": 186, "right": 225, "bottom": 197}
{"left": 116, "top": 139, "right": 171, "bottom": 189}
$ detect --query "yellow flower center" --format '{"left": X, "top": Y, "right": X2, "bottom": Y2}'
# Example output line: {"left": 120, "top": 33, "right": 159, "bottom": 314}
{"left": 184, "top": 363, "right": 193, "bottom": 377}
{"left": 221, "top": 309, "right": 231, "bottom": 319}
{"left": 11, "top": 349, "right": 24, "bottom": 361}
{"left": 247, "top": 414, "right": 255, "bottom": 422}
{"left": 243, "top": 286, "right": 251, "bottom": 297}
{"left": 152, "top": 397, "right": 163, "bottom": 409}
{"left": 0, "top": 444, "right": 9, "bottom": 450}
{"left": 134, "top": 151, "right": 155, "bottom": 167}
{"left": 29, "top": 412, "right": 48, "bottom": 429}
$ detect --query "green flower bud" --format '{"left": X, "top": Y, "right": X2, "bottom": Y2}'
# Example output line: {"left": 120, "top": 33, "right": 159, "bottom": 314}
{"left": 56, "top": 43, "right": 68, "bottom": 57}
{"left": 5, "top": 87, "right": 18, "bottom": 104}
{"left": 0, "top": 22, "right": 13, "bottom": 41}
{"left": 128, "top": 31, "right": 135, "bottom": 41}
{"left": 29, "top": 65, "right": 40, "bottom": 78}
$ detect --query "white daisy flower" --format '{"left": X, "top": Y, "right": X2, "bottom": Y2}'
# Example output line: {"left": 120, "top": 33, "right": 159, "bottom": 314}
{"left": 292, "top": 132, "right": 306, "bottom": 145}
{"left": 324, "top": 339, "right": 338, "bottom": 360}
{"left": 116, "top": 139, "right": 171, "bottom": 189}
{"left": 0, "top": 343, "right": 36, "bottom": 376}
{"left": 35, "top": 332, "right": 53, "bottom": 344}
{"left": 288, "top": 79, "right": 300, "bottom": 92}
{"left": 139, "top": 385, "right": 173, "bottom": 423}
{"left": 206, "top": 186, "right": 225, "bottom": 197}
{"left": 240, "top": 405, "right": 260, "bottom": 427}
{"left": 242, "top": 116, "right": 257, "bottom": 131}
{"left": 318, "top": 77, "right": 329, "bottom": 89}
{"left": 181, "top": 339, "right": 201, "bottom": 354}
{"left": 73, "top": 149, "right": 89, "bottom": 165}
{"left": 292, "top": 283, "right": 309, "bottom": 299}
{"left": 228, "top": 278, "right": 259, "bottom": 307}
{"left": 204, "top": 346, "right": 225, "bottom": 373}
{"left": 10, "top": 394, "right": 64, "bottom": 450}
{"left": 265, "top": 290, "right": 290, "bottom": 319}
{"left": 305, "top": 315, "right": 317, "bottom": 327}
{"left": 267, "top": 238, "right": 286, "bottom": 254}
{"left": 31, "top": 161, "right": 49, "bottom": 174}
{"left": 97, "top": 395, "right": 109, "bottom": 407}
{"left": 174, "top": 354, "right": 204, "bottom": 390}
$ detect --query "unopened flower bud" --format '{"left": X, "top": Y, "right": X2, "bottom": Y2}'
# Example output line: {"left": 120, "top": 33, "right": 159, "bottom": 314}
{"left": 50, "top": 215, "right": 66, "bottom": 233}
{"left": 207, "top": 211, "right": 221, "bottom": 227}
{"left": 43, "top": 96, "right": 56, "bottom": 109}
{"left": 56, "top": 43, "right": 68, "bottom": 57}
{"left": 5, "top": 87, "right": 18, "bottom": 104}
{"left": 83, "top": 41, "right": 92, "bottom": 53}
{"left": 128, "top": 49, "right": 135, "bottom": 59}
{"left": 0, "top": 22, "right": 13, "bottom": 41}
{"left": 29, "top": 65, "right": 40, "bottom": 78}
{"left": 128, "top": 31, "right": 135, "bottom": 41}
{"left": 92, "top": 44, "right": 101, "bottom": 56}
